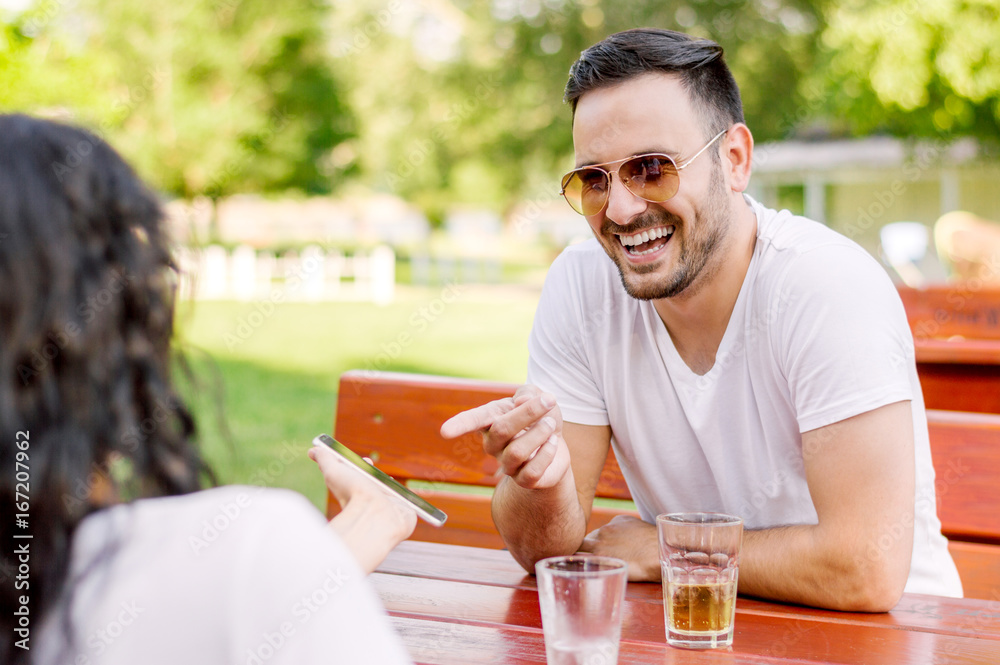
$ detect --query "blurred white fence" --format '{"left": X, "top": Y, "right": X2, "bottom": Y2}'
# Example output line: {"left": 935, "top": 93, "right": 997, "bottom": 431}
{"left": 176, "top": 244, "right": 396, "bottom": 305}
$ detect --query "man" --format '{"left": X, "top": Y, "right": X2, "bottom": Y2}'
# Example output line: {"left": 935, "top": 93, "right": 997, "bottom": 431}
{"left": 441, "top": 28, "right": 962, "bottom": 611}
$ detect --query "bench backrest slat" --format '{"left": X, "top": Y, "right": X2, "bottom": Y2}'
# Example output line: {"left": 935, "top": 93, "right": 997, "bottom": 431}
{"left": 334, "top": 370, "right": 631, "bottom": 499}
{"left": 898, "top": 285, "right": 1000, "bottom": 341}
{"left": 333, "top": 370, "right": 1000, "bottom": 545}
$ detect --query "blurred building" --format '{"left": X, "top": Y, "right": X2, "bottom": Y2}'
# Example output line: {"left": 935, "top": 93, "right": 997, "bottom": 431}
{"left": 747, "top": 136, "right": 1000, "bottom": 258}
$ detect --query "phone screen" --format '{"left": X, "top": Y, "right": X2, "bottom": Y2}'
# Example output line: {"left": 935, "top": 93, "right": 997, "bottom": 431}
{"left": 313, "top": 434, "right": 448, "bottom": 527}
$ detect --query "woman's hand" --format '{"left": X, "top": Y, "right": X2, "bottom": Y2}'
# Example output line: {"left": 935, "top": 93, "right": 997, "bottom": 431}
{"left": 308, "top": 443, "right": 417, "bottom": 574}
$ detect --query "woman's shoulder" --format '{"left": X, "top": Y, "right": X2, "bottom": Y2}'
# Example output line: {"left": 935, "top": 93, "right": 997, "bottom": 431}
{"left": 74, "top": 486, "right": 333, "bottom": 566}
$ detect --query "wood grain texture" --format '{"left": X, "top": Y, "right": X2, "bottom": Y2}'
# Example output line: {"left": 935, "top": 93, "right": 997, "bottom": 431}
{"left": 899, "top": 283, "right": 1000, "bottom": 413}
{"left": 333, "top": 370, "right": 630, "bottom": 497}
{"left": 379, "top": 542, "right": 1000, "bottom": 635}
{"left": 918, "top": 363, "right": 1000, "bottom": 413}
{"left": 377, "top": 542, "right": 1000, "bottom": 665}
{"left": 405, "top": 490, "right": 636, "bottom": 550}
{"left": 898, "top": 285, "right": 1000, "bottom": 342}
{"left": 331, "top": 371, "right": 1000, "bottom": 602}
{"left": 899, "top": 284, "right": 1000, "bottom": 412}
{"left": 927, "top": 410, "right": 1000, "bottom": 545}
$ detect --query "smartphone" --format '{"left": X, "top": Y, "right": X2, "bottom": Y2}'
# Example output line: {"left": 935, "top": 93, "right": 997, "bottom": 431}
{"left": 313, "top": 434, "right": 447, "bottom": 527}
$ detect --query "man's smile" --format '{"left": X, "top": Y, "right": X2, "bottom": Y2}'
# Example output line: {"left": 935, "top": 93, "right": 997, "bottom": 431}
{"left": 616, "top": 224, "right": 675, "bottom": 257}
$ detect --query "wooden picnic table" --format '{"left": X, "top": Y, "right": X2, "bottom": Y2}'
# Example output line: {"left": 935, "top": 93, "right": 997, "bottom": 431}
{"left": 374, "top": 540, "right": 1000, "bottom": 665}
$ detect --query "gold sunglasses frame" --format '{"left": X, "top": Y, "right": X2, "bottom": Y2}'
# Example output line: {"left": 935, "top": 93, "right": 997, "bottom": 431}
{"left": 559, "top": 128, "right": 728, "bottom": 216}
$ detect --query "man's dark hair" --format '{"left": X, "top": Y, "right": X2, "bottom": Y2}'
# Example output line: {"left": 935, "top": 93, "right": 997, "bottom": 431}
{"left": 564, "top": 28, "right": 745, "bottom": 138}
{"left": 0, "top": 114, "right": 211, "bottom": 664}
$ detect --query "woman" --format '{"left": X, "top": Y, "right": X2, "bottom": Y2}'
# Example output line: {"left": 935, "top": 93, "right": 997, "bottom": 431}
{"left": 0, "top": 114, "right": 415, "bottom": 664}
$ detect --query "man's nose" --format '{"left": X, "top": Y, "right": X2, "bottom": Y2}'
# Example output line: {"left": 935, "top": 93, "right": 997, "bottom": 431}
{"left": 603, "top": 172, "right": 648, "bottom": 225}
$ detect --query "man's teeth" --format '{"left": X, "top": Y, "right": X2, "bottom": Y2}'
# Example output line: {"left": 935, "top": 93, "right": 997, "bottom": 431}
{"left": 618, "top": 226, "right": 674, "bottom": 247}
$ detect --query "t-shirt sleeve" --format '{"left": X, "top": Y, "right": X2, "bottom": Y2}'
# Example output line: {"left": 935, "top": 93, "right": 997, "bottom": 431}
{"left": 526, "top": 249, "right": 610, "bottom": 426}
{"left": 775, "top": 243, "right": 915, "bottom": 433}
{"left": 226, "top": 489, "right": 413, "bottom": 665}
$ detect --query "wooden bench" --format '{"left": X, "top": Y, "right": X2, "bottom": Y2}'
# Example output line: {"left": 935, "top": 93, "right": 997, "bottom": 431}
{"left": 898, "top": 284, "right": 1000, "bottom": 413}
{"left": 329, "top": 369, "right": 1000, "bottom": 601}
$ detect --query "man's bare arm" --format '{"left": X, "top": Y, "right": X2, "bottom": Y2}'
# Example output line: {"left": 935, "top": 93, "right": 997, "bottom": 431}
{"left": 492, "top": 420, "right": 611, "bottom": 571}
{"left": 441, "top": 387, "right": 611, "bottom": 573}
{"left": 737, "top": 400, "right": 915, "bottom": 611}
{"left": 580, "top": 401, "right": 916, "bottom": 608}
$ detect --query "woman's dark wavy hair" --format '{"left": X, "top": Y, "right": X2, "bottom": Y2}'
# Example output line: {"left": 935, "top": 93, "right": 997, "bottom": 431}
{"left": 0, "top": 114, "right": 210, "bottom": 663}
{"left": 564, "top": 28, "right": 745, "bottom": 140}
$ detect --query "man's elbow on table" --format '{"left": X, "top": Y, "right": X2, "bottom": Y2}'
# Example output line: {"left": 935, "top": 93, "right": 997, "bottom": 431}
{"left": 827, "top": 543, "right": 910, "bottom": 612}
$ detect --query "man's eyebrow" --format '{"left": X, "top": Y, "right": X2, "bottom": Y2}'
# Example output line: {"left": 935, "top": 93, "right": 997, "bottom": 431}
{"left": 574, "top": 149, "right": 676, "bottom": 170}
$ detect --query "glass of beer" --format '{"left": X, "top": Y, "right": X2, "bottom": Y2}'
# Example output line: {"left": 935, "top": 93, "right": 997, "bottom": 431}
{"left": 656, "top": 512, "right": 743, "bottom": 649}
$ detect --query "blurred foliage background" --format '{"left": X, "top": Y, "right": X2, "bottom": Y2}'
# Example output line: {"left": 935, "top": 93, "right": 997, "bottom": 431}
{"left": 4, "top": 0, "right": 1000, "bottom": 504}
{"left": 3, "top": 0, "right": 999, "bottom": 225}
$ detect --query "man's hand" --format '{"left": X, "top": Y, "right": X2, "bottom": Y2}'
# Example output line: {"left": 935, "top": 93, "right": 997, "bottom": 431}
{"left": 441, "top": 386, "right": 613, "bottom": 573}
{"left": 440, "top": 384, "right": 572, "bottom": 489}
{"left": 579, "top": 515, "right": 660, "bottom": 581}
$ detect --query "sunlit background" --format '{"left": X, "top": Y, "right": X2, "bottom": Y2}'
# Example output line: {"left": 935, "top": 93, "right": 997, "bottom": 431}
{"left": 3, "top": 0, "right": 999, "bottom": 506}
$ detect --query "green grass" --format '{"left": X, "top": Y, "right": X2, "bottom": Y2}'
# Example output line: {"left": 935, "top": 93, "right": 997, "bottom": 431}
{"left": 174, "top": 286, "right": 540, "bottom": 510}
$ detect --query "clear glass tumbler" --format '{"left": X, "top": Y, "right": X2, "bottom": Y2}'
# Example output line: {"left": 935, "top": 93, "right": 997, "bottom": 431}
{"left": 657, "top": 512, "right": 743, "bottom": 649}
{"left": 535, "top": 555, "right": 629, "bottom": 665}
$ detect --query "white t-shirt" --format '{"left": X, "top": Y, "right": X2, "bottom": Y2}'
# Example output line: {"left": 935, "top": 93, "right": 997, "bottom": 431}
{"left": 527, "top": 195, "right": 962, "bottom": 598}
{"left": 36, "top": 486, "right": 412, "bottom": 665}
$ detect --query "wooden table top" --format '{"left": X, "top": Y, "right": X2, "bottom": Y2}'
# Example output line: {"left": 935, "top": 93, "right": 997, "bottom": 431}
{"left": 374, "top": 540, "right": 1000, "bottom": 665}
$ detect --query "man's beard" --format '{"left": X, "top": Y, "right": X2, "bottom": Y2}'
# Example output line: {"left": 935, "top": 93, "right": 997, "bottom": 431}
{"left": 602, "top": 163, "right": 732, "bottom": 301}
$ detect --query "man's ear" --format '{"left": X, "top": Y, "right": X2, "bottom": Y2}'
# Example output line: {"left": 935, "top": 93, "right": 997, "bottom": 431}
{"left": 722, "top": 123, "right": 753, "bottom": 194}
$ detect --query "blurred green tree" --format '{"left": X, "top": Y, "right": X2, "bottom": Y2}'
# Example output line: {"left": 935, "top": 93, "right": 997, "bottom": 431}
{"left": 330, "top": 0, "right": 830, "bottom": 222}
{"left": 1, "top": 0, "right": 355, "bottom": 201}
{"left": 811, "top": 0, "right": 1000, "bottom": 140}
{"left": 6, "top": 0, "right": 996, "bottom": 224}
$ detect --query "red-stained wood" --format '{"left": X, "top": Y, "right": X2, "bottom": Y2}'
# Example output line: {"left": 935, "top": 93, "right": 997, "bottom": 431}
{"left": 406, "top": 489, "right": 635, "bottom": 550}
{"left": 918, "top": 363, "right": 1000, "bottom": 414}
{"left": 926, "top": 410, "right": 1000, "bottom": 545}
{"left": 378, "top": 541, "right": 1000, "bottom": 640}
{"left": 332, "top": 371, "right": 1000, "bottom": 602}
{"left": 332, "top": 370, "right": 630, "bottom": 497}
{"left": 376, "top": 544, "right": 1000, "bottom": 665}
{"left": 948, "top": 542, "right": 1000, "bottom": 603}
{"left": 898, "top": 285, "right": 1000, "bottom": 342}
{"left": 373, "top": 571, "right": 1000, "bottom": 647}
{"left": 389, "top": 615, "right": 796, "bottom": 665}
{"left": 898, "top": 285, "right": 1000, "bottom": 413}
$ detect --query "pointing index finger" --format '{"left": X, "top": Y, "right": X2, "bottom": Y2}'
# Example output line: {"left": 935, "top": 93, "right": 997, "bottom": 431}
{"left": 440, "top": 397, "right": 516, "bottom": 439}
